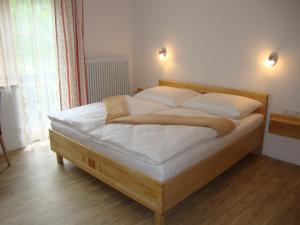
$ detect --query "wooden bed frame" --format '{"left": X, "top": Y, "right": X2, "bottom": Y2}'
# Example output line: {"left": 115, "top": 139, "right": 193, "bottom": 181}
{"left": 49, "top": 79, "right": 268, "bottom": 225}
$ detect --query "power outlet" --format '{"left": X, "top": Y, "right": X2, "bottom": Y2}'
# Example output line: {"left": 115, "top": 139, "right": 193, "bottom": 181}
{"left": 282, "top": 108, "right": 300, "bottom": 117}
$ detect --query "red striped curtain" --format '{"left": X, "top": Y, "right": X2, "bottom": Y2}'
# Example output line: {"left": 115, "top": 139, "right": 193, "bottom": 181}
{"left": 54, "top": 0, "right": 87, "bottom": 110}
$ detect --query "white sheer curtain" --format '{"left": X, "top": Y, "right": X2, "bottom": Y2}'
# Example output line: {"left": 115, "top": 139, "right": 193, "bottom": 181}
{"left": 0, "top": 0, "right": 60, "bottom": 143}
{"left": 0, "top": 0, "right": 18, "bottom": 87}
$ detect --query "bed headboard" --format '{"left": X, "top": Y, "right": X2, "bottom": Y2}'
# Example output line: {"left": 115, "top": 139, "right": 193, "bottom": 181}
{"left": 159, "top": 80, "right": 269, "bottom": 119}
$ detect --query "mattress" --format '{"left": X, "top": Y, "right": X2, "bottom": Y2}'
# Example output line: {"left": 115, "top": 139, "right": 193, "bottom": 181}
{"left": 50, "top": 113, "right": 263, "bottom": 182}
{"left": 49, "top": 99, "right": 241, "bottom": 165}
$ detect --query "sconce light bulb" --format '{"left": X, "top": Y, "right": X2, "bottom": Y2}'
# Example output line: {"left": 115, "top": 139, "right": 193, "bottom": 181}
{"left": 159, "top": 53, "right": 167, "bottom": 61}
{"left": 264, "top": 52, "right": 278, "bottom": 67}
{"left": 264, "top": 59, "right": 276, "bottom": 67}
{"left": 159, "top": 47, "right": 167, "bottom": 61}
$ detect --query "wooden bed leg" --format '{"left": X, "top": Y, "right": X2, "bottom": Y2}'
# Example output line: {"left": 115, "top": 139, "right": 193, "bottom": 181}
{"left": 253, "top": 146, "right": 263, "bottom": 155}
{"left": 154, "top": 212, "right": 165, "bottom": 225}
{"left": 56, "top": 154, "right": 64, "bottom": 165}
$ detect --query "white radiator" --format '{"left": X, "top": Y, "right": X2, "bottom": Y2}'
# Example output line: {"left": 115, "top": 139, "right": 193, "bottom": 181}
{"left": 86, "top": 56, "right": 130, "bottom": 103}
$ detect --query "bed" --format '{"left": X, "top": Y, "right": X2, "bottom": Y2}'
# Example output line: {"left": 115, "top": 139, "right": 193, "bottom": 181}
{"left": 49, "top": 80, "right": 268, "bottom": 225}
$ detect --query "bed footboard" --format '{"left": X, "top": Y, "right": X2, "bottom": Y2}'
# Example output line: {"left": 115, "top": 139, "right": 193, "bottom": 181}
{"left": 49, "top": 129, "right": 164, "bottom": 217}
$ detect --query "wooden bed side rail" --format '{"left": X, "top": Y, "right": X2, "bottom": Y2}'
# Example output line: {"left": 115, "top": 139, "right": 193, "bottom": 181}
{"left": 49, "top": 129, "right": 164, "bottom": 214}
{"left": 162, "top": 125, "right": 264, "bottom": 211}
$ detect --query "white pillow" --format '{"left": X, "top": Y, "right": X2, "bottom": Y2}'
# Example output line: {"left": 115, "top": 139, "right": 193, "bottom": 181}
{"left": 124, "top": 95, "right": 170, "bottom": 115}
{"left": 181, "top": 93, "right": 262, "bottom": 119}
{"left": 134, "top": 86, "right": 199, "bottom": 107}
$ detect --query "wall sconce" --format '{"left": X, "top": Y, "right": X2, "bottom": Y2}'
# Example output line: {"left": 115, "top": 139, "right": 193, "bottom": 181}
{"left": 159, "top": 47, "right": 167, "bottom": 61}
{"left": 264, "top": 52, "right": 278, "bottom": 67}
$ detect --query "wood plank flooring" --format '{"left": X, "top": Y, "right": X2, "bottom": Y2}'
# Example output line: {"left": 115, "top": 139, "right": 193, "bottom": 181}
{"left": 1, "top": 141, "right": 300, "bottom": 225}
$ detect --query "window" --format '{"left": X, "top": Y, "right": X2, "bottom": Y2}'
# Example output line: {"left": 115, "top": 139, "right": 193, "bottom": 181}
{"left": 9, "top": 0, "right": 60, "bottom": 142}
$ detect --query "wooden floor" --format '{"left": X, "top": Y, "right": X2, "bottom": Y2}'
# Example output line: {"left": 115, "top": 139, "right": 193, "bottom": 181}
{"left": 1, "top": 141, "right": 300, "bottom": 225}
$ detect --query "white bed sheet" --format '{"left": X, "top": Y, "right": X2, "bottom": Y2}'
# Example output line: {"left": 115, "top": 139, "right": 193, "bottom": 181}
{"left": 50, "top": 113, "right": 263, "bottom": 182}
{"left": 49, "top": 99, "right": 241, "bottom": 165}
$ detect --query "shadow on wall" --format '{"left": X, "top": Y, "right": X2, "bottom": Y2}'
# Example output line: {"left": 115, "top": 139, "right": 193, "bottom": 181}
{"left": 1, "top": 87, "right": 24, "bottom": 151}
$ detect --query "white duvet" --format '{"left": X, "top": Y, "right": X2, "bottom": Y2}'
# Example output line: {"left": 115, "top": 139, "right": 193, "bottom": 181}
{"left": 48, "top": 96, "right": 239, "bottom": 165}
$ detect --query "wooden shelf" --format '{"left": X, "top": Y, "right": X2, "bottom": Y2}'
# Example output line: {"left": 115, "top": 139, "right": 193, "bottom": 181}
{"left": 269, "top": 113, "right": 300, "bottom": 140}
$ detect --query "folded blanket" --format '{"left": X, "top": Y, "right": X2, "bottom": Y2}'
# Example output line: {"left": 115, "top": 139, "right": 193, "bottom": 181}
{"left": 104, "top": 96, "right": 129, "bottom": 122}
{"left": 104, "top": 96, "right": 235, "bottom": 137}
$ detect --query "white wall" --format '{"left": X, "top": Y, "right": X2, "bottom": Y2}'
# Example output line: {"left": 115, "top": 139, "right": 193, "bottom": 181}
{"left": 84, "top": 0, "right": 133, "bottom": 85}
{"left": 84, "top": 0, "right": 133, "bottom": 57}
{"left": 132, "top": 0, "right": 300, "bottom": 165}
